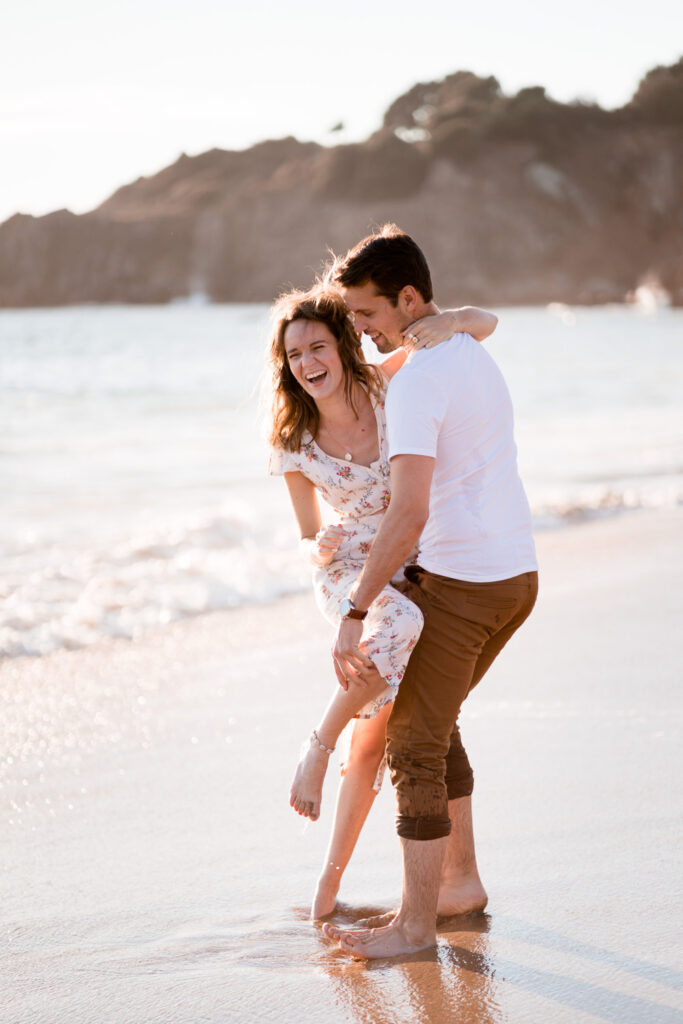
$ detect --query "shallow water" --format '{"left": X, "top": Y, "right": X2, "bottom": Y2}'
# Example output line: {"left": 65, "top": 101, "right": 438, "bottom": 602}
{"left": 1, "top": 303, "right": 682, "bottom": 656}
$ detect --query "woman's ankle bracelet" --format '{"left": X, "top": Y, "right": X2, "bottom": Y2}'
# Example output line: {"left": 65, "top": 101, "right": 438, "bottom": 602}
{"left": 311, "top": 729, "right": 335, "bottom": 754}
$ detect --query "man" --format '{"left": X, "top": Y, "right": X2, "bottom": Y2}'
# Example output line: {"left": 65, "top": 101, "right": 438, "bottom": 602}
{"left": 323, "top": 224, "right": 538, "bottom": 958}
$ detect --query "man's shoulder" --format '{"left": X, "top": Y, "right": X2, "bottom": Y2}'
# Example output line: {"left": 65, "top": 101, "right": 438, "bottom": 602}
{"left": 412, "top": 332, "right": 475, "bottom": 369}
{"left": 389, "top": 333, "right": 474, "bottom": 391}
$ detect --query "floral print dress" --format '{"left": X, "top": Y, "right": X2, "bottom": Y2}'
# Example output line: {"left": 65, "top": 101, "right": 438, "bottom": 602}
{"left": 270, "top": 387, "right": 424, "bottom": 719}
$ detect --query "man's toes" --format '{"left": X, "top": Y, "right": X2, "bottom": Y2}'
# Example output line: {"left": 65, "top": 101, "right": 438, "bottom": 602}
{"left": 339, "top": 933, "right": 365, "bottom": 955}
{"left": 322, "top": 923, "right": 341, "bottom": 940}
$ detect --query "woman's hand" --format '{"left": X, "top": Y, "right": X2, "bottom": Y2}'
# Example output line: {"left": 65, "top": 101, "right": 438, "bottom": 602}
{"left": 402, "top": 311, "right": 459, "bottom": 350}
{"left": 302, "top": 525, "right": 346, "bottom": 567}
{"left": 403, "top": 306, "right": 498, "bottom": 348}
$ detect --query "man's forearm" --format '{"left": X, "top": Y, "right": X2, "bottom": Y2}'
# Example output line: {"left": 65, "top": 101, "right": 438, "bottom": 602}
{"left": 351, "top": 505, "right": 425, "bottom": 611}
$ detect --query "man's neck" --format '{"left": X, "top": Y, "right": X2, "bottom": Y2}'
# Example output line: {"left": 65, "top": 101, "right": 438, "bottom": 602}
{"left": 400, "top": 301, "right": 440, "bottom": 348}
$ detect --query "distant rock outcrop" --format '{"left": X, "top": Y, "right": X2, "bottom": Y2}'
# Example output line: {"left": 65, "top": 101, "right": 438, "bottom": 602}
{"left": 1, "top": 60, "right": 681, "bottom": 307}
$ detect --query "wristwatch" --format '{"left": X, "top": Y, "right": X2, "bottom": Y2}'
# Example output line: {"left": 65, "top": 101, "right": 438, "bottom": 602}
{"left": 339, "top": 598, "right": 368, "bottom": 621}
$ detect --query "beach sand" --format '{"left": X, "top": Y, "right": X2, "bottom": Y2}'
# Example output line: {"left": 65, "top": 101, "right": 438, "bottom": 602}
{"left": 2, "top": 509, "right": 682, "bottom": 1024}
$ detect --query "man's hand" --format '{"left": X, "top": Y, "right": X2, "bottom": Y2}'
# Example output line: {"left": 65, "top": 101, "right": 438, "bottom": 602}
{"left": 333, "top": 617, "right": 374, "bottom": 690}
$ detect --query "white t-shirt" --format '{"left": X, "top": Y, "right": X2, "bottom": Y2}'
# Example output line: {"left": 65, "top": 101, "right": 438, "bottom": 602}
{"left": 386, "top": 332, "right": 537, "bottom": 582}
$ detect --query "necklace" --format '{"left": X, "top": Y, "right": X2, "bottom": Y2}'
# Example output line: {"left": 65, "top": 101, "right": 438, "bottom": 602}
{"left": 326, "top": 428, "right": 353, "bottom": 461}
{"left": 319, "top": 389, "right": 376, "bottom": 462}
{"left": 319, "top": 418, "right": 362, "bottom": 462}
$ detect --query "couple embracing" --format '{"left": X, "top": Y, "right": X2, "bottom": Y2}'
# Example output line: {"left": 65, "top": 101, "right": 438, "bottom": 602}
{"left": 266, "top": 225, "right": 538, "bottom": 959}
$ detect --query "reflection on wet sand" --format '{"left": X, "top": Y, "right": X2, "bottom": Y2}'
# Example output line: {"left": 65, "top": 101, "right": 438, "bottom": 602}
{"left": 318, "top": 909, "right": 500, "bottom": 1024}
{"left": 314, "top": 906, "right": 683, "bottom": 1024}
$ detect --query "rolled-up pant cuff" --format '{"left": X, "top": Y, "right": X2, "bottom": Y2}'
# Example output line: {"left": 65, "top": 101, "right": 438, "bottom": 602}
{"left": 445, "top": 774, "right": 474, "bottom": 800}
{"left": 396, "top": 814, "right": 452, "bottom": 841}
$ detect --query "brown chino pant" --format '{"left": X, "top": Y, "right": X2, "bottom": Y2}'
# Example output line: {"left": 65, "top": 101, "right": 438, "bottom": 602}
{"left": 387, "top": 566, "right": 539, "bottom": 841}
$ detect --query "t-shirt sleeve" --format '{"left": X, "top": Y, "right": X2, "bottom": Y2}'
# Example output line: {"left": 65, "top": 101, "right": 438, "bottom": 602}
{"left": 385, "top": 363, "right": 450, "bottom": 460}
{"left": 268, "top": 445, "right": 301, "bottom": 476}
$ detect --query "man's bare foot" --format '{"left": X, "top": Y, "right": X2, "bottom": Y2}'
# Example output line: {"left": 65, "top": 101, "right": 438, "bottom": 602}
{"left": 323, "top": 919, "right": 436, "bottom": 959}
{"left": 290, "top": 740, "right": 330, "bottom": 821}
{"left": 356, "top": 910, "right": 398, "bottom": 928}
{"left": 437, "top": 876, "right": 488, "bottom": 917}
{"left": 311, "top": 869, "right": 341, "bottom": 920}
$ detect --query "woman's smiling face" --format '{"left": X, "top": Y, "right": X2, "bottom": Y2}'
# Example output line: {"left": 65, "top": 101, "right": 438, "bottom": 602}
{"left": 284, "top": 319, "right": 345, "bottom": 402}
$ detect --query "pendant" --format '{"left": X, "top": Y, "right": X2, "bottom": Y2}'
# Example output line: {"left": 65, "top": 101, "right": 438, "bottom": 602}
{"left": 344, "top": 452, "right": 352, "bottom": 461}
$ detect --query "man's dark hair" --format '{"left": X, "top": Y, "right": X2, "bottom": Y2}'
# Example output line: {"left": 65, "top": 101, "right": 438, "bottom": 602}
{"left": 333, "top": 223, "right": 433, "bottom": 305}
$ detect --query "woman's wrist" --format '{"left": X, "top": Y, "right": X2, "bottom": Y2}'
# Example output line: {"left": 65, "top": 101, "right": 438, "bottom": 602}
{"left": 445, "top": 308, "right": 467, "bottom": 334}
{"left": 299, "top": 536, "right": 318, "bottom": 565}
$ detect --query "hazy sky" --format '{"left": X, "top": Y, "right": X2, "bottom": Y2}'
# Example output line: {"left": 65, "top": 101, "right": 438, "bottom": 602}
{"left": 2, "top": 0, "right": 680, "bottom": 223}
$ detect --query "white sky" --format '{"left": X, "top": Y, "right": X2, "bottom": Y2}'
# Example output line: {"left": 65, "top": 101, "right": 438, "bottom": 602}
{"left": 1, "top": 0, "right": 680, "bottom": 224}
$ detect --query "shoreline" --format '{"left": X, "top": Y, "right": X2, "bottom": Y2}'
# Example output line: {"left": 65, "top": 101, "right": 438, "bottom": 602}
{"left": 3, "top": 502, "right": 681, "bottom": 663}
{"left": 2, "top": 507, "right": 682, "bottom": 1024}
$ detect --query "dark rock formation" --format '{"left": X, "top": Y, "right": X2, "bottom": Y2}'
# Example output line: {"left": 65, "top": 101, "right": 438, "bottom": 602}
{"left": 1, "top": 60, "right": 681, "bottom": 307}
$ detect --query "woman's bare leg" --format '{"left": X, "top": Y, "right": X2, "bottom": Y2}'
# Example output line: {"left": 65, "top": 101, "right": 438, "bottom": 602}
{"left": 290, "top": 665, "right": 391, "bottom": 822}
{"left": 311, "top": 704, "right": 391, "bottom": 920}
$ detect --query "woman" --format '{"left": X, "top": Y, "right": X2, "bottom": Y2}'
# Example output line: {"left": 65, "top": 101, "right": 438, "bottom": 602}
{"left": 267, "top": 284, "right": 496, "bottom": 918}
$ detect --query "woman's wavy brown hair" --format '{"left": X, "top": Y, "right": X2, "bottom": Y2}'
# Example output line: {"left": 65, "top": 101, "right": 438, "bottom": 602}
{"left": 266, "top": 283, "right": 383, "bottom": 453}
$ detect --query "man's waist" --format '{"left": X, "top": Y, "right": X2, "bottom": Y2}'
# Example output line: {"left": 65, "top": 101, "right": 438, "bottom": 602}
{"left": 407, "top": 563, "right": 538, "bottom": 586}
{"left": 416, "top": 547, "right": 538, "bottom": 583}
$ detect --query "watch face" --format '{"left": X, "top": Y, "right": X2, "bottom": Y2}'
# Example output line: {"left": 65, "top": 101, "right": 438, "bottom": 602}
{"left": 339, "top": 598, "right": 353, "bottom": 618}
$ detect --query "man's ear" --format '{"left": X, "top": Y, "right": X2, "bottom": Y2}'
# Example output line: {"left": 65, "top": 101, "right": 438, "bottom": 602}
{"left": 398, "top": 285, "right": 419, "bottom": 317}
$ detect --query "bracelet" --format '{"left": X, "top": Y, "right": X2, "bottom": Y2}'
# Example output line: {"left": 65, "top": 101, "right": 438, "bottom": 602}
{"left": 311, "top": 729, "right": 335, "bottom": 754}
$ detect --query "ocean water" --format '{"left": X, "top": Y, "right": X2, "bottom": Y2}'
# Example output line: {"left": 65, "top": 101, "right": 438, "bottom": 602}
{"left": 1, "top": 302, "right": 681, "bottom": 657}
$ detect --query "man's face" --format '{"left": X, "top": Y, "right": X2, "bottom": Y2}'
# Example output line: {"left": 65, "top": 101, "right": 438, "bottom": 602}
{"left": 341, "top": 282, "right": 411, "bottom": 354}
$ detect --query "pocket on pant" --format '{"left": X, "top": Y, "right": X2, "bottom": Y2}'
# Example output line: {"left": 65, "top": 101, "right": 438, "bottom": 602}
{"left": 403, "top": 564, "right": 425, "bottom": 585}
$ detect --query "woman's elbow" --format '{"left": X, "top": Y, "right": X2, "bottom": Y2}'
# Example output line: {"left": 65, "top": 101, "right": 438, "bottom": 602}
{"left": 482, "top": 312, "right": 499, "bottom": 340}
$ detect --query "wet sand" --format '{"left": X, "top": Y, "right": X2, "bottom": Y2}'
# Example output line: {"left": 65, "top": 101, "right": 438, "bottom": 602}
{"left": 2, "top": 509, "right": 682, "bottom": 1023}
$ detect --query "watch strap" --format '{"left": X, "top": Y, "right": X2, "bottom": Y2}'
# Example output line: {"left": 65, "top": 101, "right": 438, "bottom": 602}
{"left": 340, "top": 597, "right": 368, "bottom": 621}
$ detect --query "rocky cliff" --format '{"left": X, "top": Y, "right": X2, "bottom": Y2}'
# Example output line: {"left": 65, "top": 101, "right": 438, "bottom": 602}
{"left": 1, "top": 60, "right": 681, "bottom": 307}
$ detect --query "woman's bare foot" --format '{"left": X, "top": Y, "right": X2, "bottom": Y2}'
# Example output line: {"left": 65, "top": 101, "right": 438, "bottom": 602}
{"left": 311, "top": 868, "right": 341, "bottom": 920}
{"left": 290, "top": 740, "right": 331, "bottom": 821}
{"left": 437, "top": 875, "right": 488, "bottom": 917}
{"left": 323, "top": 918, "right": 436, "bottom": 959}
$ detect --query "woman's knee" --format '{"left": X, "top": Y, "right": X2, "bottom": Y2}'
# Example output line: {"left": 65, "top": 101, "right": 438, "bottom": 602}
{"left": 348, "top": 737, "right": 385, "bottom": 769}
{"left": 347, "top": 724, "right": 387, "bottom": 768}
